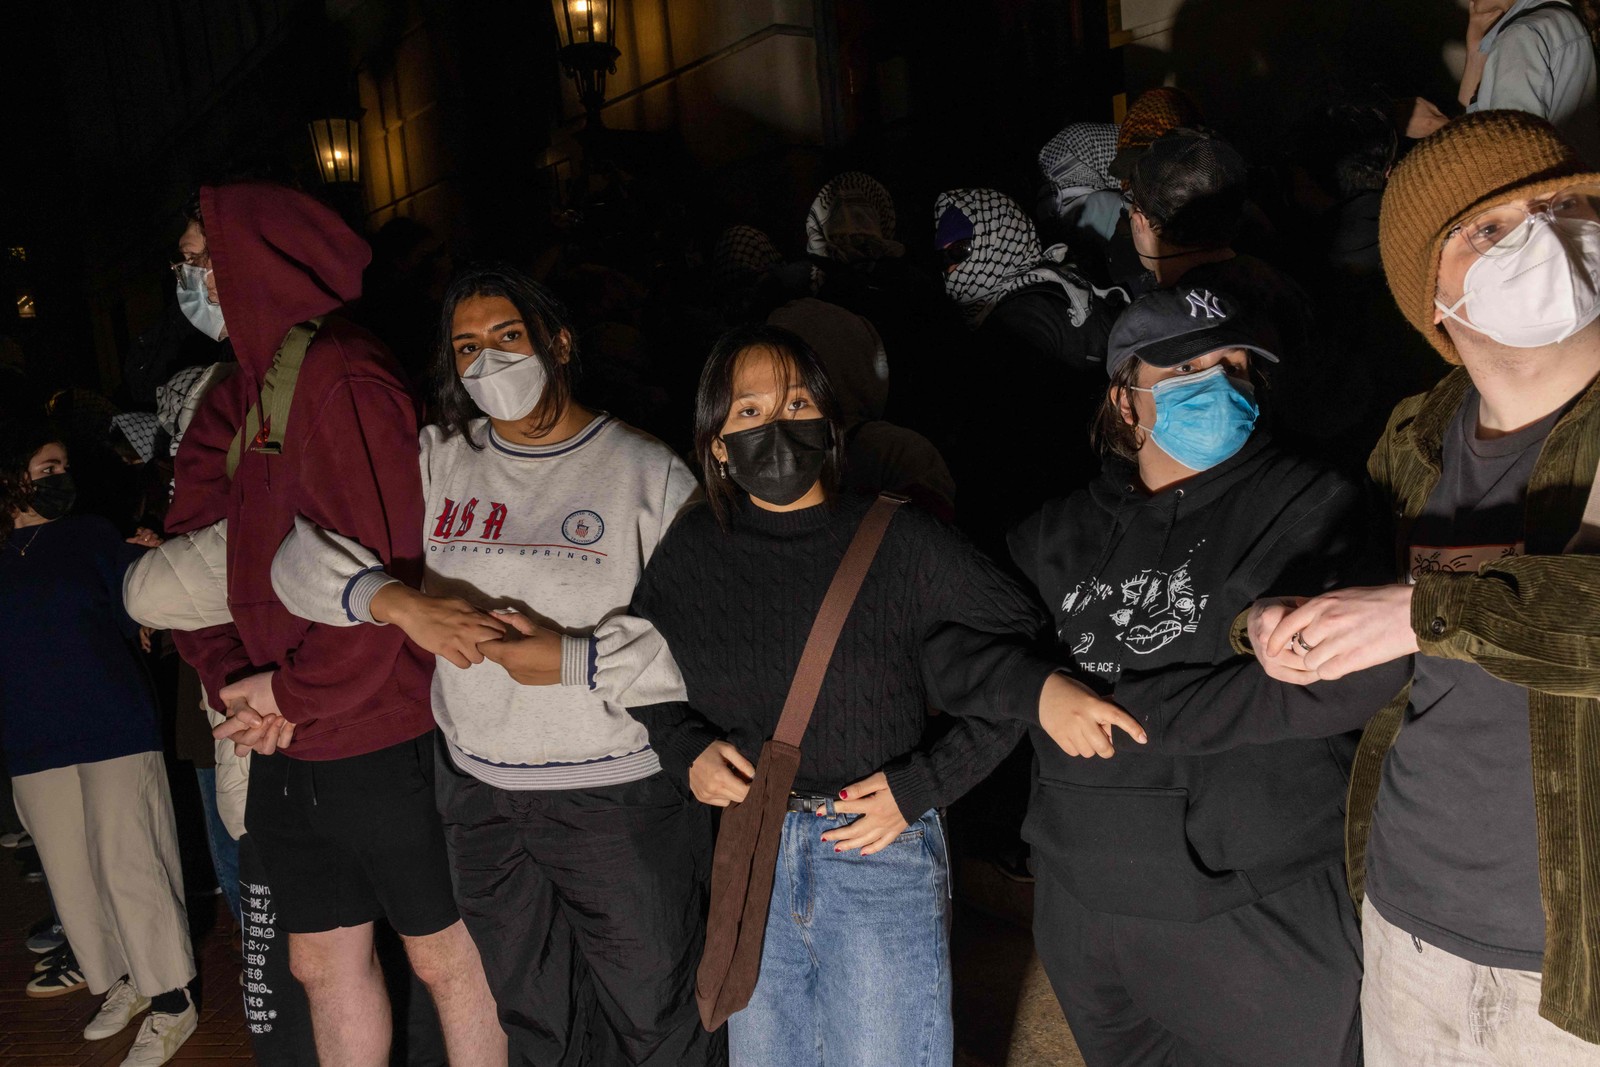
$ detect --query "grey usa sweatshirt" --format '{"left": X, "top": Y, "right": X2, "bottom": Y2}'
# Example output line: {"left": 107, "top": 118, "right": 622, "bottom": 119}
{"left": 271, "top": 414, "right": 699, "bottom": 789}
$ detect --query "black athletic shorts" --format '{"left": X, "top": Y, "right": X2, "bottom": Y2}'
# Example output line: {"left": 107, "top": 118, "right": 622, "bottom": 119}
{"left": 245, "top": 732, "right": 459, "bottom": 938}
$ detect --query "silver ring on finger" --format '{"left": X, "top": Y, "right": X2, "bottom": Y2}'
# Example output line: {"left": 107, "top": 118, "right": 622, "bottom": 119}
{"left": 1292, "top": 631, "right": 1316, "bottom": 654}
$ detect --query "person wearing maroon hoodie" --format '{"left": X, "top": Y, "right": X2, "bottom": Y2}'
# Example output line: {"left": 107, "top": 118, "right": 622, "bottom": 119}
{"left": 162, "top": 182, "right": 504, "bottom": 1067}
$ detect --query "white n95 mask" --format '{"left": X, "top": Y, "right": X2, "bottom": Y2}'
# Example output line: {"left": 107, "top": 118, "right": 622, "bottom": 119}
{"left": 1435, "top": 215, "right": 1600, "bottom": 348}
{"left": 459, "top": 348, "right": 549, "bottom": 421}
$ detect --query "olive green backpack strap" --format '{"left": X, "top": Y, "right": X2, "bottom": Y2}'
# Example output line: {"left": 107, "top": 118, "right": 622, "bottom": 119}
{"left": 225, "top": 316, "right": 325, "bottom": 480}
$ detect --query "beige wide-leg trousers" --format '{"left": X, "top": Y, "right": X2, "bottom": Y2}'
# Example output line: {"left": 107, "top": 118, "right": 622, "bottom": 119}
{"left": 1363, "top": 898, "right": 1600, "bottom": 1065}
{"left": 13, "top": 751, "right": 196, "bottom": 997}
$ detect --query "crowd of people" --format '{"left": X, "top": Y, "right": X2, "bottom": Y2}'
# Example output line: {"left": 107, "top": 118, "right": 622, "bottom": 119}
{"left": 2, "top": 4, "right": 1599, "bottom": 1066}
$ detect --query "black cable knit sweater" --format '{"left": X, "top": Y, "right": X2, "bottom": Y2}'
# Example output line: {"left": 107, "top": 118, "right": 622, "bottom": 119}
{"left": 630, "top": 492, "right": 1062, "bottom": 822}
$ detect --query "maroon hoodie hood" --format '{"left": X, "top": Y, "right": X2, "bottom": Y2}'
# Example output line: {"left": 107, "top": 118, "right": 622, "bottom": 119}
{"left": 169, "top": 183, "right": 432, "bottom": 761}
{"left": 201, "top": 182, "right": 371, "bottom": 382}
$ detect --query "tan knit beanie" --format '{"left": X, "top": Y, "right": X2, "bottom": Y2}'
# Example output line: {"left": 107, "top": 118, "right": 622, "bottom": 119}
{"left": 1118, "top": 88, "right": 1202, "bottom": 155}
{"left": 1380, "top": 110, "right": 1599, "bottom": 364}
{"left": 1109, "top": 88, "right": 1204, "bottom": 180}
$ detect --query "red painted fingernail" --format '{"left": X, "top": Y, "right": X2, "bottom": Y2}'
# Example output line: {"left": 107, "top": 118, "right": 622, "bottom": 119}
{"left": 839, "top": 789, "right": 849, "bottom": 799}
{"left": 834, "top": 846, "right": 842, "bottom": 853}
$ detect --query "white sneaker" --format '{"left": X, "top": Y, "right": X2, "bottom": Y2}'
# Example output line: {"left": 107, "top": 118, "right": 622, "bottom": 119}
{"left": 119, "top": 999, "right": 197, "bottom": 1067}
{"left": 84, "top": 978, "right": 151, "bottom": 1040}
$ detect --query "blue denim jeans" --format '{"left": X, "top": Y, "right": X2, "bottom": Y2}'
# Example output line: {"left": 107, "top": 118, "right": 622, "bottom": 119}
{"left": 195, "top": 767, "right": 241, "bottom": 921}
{"left": 729, "top": 807, "right": 952, "bottom": 1067}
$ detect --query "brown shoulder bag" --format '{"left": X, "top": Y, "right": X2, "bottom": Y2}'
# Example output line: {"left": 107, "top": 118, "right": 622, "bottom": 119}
{"left": 696, "top": 493, "right": 905, "bottom": 1031}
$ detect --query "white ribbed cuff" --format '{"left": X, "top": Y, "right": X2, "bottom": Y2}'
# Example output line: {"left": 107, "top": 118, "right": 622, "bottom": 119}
{"left": 561, "top": 634, "right": 596, "bottom": 688}
{"left": 343, "top": 569, "right": 400, "bottom": 624}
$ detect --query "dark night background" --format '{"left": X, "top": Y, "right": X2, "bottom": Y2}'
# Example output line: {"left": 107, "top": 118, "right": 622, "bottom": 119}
{"left": 0, "top": 3, "right": 1480, "bottom": 1062}
{"left": 1, "top": 0, "right": 1464, "bottom": 409}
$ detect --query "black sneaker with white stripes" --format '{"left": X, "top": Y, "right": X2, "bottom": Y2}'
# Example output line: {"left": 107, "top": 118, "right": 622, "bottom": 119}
{"left": 26, "top": 955, "right": 87, "bottom": 998}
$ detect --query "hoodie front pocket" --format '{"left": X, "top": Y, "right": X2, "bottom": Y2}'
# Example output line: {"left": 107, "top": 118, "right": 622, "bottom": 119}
{"left": 1024, "top": 777, "right": 1259, "bottom": 923}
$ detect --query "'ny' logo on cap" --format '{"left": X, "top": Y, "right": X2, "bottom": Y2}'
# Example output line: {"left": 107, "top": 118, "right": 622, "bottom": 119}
{"left": 1186, "top": 289, "right": 1225, "bottom": 319}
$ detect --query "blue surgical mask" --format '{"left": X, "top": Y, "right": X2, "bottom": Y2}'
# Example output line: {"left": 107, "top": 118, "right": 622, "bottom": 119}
{"left": 1131, "top": 364, "right": 1257, "bottom": 472}
{"left": 176, "top": 264, "right": 227, "bottom": 341}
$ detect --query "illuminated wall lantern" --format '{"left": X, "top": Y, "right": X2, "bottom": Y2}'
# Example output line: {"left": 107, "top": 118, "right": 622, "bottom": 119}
{"left": 16, "top": 291, "right": 37, "bottom": 319}
{"left": 308, "top": 117, "right": 362, "bottom": 185}
{"left": 551, "top": 0, "right": 621, "bottom": 126}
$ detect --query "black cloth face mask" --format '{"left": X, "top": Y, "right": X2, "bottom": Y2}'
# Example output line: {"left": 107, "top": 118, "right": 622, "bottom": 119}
{"left": 721, "top": 418, "right": 833, "bottom": 506}
{"left": 28, "top": 472, "right": 76, "bottom": 521}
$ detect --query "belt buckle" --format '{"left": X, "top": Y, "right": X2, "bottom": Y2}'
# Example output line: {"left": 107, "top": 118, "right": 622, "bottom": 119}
{"left": 789, "top": 792, "right": 836, "bottom": 816}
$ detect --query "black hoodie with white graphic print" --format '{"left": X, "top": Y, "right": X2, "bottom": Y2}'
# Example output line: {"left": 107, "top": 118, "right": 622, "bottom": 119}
{"left": 1007, "top": 434, "right": 1408, "bottom": 922}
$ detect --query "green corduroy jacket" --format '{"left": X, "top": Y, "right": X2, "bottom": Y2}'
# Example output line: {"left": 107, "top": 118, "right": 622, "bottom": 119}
{"left": 1349, "top": 364, "right": 1600, "bottom": 1043}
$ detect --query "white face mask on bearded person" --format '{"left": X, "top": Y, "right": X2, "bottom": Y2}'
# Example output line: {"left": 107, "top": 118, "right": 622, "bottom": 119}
{"left": 459, "top": 348, "right": 549, "bottom": 421}
{"left": 1435, "top": 211, "right": 1600, "bottom": 348}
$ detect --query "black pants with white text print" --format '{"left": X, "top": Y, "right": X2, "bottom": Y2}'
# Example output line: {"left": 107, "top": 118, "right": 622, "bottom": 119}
{"left": 238, "top": 834, "right": 318, "bottom": 1066}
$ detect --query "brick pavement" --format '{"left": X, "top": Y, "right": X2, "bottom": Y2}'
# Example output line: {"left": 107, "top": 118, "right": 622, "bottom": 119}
{"left": 0, "top": 848, "right": 254, "bottom": 1066}
{"left": 0, "top": 824, "right": 1083, "bottom": 1066}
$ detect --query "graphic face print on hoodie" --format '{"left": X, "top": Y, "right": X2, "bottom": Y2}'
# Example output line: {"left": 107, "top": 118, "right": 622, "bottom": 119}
{"left": 1055, "top": 540, "right": 1211, "bottom": 678}
{"left": 1009, "top": 437, "right": 1377, "bottom": 709}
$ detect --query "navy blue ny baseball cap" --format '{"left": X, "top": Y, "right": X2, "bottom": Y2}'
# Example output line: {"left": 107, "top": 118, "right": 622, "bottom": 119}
{"left": 1105, "top": 284, "right": 1279, "bottom": 377}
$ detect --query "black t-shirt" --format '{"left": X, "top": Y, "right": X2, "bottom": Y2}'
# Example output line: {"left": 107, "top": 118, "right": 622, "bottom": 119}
{"left": 1366, "top": 388, "right": 1561, "bottom": 970}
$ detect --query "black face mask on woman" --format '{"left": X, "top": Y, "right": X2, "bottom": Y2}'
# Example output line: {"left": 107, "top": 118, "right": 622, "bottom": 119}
{"left": 721, "top": 419, "right": 833, "bottom": 506}
{"left": 28, "top": 472, "right": 76, "bottom": 520}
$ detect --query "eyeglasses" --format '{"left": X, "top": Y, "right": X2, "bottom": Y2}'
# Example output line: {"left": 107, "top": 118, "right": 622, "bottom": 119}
{"left": 169, "top": 247, "right": 211, "bottom": 283}
{"left": 938, "top": 238, "right": 974, "bottom": 267}
{"left": 170, "top": 256, "right": 213, "bottom": 291}
{"left": 1448, "top": 183, "right": 1600, "bottom": 258}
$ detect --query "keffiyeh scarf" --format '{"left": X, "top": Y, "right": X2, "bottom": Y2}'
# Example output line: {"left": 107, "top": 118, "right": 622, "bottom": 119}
{"left": 805, "top": 172, "right": 904, "bottom": 264}
{"left": 1039, "top": 122, "right": 1120, "bottom": 196}
{"left": 110, "top": 412, "right": 159, "bottom": 464}
{"left": 936, "top": 188, "right": 1096, "bottom": 328}
{"left": 156, "top": 362, "right": 234, "bottom": 457}
{"left": 712, "top": 225, "right": 783, "bottom": 287}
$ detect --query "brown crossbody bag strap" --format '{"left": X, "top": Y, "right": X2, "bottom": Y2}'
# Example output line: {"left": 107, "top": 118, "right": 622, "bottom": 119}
{"left": 695, "top": 493, "right": 905, "bottom": 1031}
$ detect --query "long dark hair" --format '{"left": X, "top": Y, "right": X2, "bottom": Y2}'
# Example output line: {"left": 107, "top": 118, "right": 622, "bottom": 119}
{"left": 1, "top": 417, "right": 65, "bottom": 534}
{"left": 694, "top": 324, "right": 845, "bottom": 527}
{"left": 430, "top": 264, "right": 580, "bottom": 446}
{"left": 1090, "top": 359, "right": 1145, "bottom": 462}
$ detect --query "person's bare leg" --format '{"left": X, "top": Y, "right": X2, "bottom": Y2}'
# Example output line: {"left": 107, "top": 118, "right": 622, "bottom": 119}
{"left": 402, "top": 919, "right": 506, "bottom": 1067}
{"left": 288, "top": 924, "right": 390, "bottom": 1067}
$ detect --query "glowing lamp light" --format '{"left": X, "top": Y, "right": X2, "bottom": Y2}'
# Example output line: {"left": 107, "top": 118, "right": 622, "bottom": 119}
{"left": 551, "top": 0, "right": 620, "bottom": 126}
{"left": 307, "top": 117, "right": 362, "bottom": 185}
{"left": 556, "top": 0, "right": 613, "bottom": 47}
